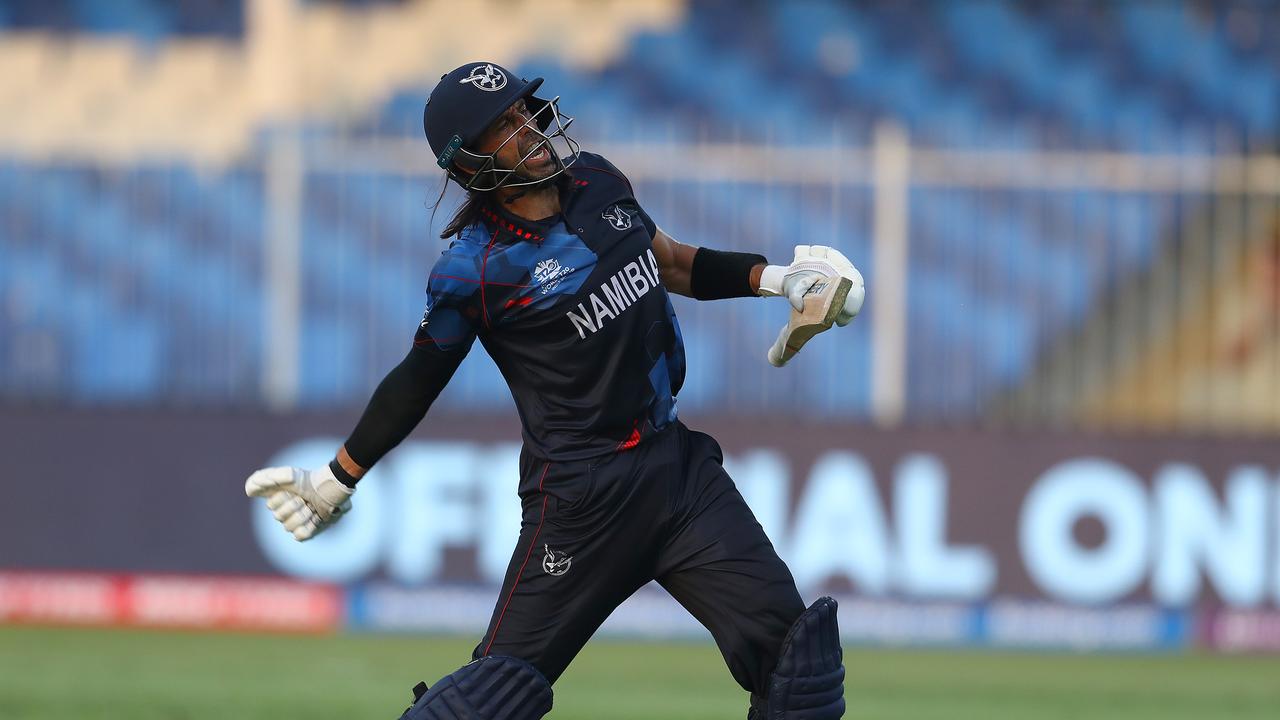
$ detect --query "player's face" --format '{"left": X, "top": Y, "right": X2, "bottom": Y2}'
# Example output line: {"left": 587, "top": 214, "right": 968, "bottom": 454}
{"left": 474, "top": 99, "right": 557, "bottom": 179}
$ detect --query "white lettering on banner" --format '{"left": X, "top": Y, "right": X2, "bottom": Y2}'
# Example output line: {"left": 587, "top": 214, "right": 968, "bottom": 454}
{"left": 895, "top": 454, "right": 996, "bottom": 599}
{"left": 724, "top": 450, "right": 790, "bottom": 557}
{"left": 475, "top": 447, "right": 524, "bottom": 583}
{"left": 380, "top": 441, "right": 521, "bottom": 586}
{"left": 385, "top": 443, "right": 479, "bottom": 584}
{"left": 252, "top": 438, "right": 385, "bottom": 582}
{"left": 1275, "top": 482, "right": 1280, "bottom": 604}
{"left": 251, "top": 439, "right": 1280, "bottom": 607}
{"left": 252, "top": 439, "right": 521, "bottom": 586}
{"left": 789, "top": 452, "right": 891, "bottom": 594}
{"left": 786, "top": 452, "right": 995, "bottom": 599}
{"left": 1151, "top": 464, "right": 1268, "bottom": 606}
{"left": 1019, "top": 458, "right": 1149, "bottom": 604}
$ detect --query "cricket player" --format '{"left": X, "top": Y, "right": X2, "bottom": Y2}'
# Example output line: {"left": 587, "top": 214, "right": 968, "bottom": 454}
{"left": 246, "top": 62, "right": 863, "bottom": 719}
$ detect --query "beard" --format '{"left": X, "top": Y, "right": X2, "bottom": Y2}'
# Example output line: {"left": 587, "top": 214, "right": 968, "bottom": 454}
{"left": 511, "top": 137, "right": 561, "bottom": 180}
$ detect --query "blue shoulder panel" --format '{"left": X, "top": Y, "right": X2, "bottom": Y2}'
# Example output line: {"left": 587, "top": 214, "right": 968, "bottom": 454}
{"left": 491, "top": 225, "right": 597, "bottom": 313}
{"left": 416, "top": 231, "right": 490, "bottom": 352}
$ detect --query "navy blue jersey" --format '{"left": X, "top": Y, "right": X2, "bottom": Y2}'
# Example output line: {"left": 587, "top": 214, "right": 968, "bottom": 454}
{"left": 415, "top": 152, "right": 686, "bottom": 461}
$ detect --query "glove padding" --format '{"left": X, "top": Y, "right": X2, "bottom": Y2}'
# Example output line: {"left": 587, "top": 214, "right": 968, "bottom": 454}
{"left": 758, "top": 245, "right": 865, "bottom": 366}
{"left": 245, "top": 465, "right": 353, "bottom": 541}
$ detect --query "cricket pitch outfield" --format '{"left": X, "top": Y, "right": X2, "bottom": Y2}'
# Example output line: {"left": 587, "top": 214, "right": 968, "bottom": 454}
{"left": 2, "top": 627, "right": 1277, "bottom": 719}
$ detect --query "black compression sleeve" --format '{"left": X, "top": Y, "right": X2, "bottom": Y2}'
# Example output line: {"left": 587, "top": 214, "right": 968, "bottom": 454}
{"left": 340, "top": 346, "right": 467, "bottom": 478}
{"left": 690, "top": 247, "right": 768, "bottom": 300}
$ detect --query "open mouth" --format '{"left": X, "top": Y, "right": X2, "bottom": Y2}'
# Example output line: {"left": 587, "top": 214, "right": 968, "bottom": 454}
{"left": 525, "top": 143, "right": 551, "bottom": 165}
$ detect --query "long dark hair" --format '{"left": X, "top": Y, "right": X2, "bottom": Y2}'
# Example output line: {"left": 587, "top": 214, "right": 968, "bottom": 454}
{"left": 430, "top": 172, "right": 570, "bottom": 240}
{"left": 436, "top": 183, "right": 492, "bottom": 240}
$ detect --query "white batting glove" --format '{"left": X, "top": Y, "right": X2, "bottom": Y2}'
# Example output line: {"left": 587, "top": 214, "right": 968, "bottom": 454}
{"left": 244, "top": 465, "right": 353, "bottom": 541}
{"left": 758, "top": 245, "right": 865, "bottom": 325}
{"left": 758, "top": 245, "right": 865, "bottom": 366}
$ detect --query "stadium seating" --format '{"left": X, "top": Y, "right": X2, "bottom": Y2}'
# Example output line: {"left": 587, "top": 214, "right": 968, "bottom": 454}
{"left": 0, "top": 0, "right": 243, "bottom": 38}
{"left": 2, "top": 0, "right": 1276, "bottom": 418}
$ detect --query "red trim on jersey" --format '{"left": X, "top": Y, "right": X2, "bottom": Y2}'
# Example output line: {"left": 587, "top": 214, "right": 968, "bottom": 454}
{"left": 430, "top": 273, "right": 530, "bottom": 289}
{"left": 573, "top": 164, "right": 634, "bottom": 195}
{"left": 483, "top": 461, "right": 551, "bottom": 657}
{"left": 616, "top": 421, "right": 642, "bottom": 451}
{"left": 504, "top": 296, "right": 534, "bottom": 309}
{"left": 479, "top": 206, "right": 546, "bottom": 243}
{"left": 478, "top": 227, "right": 500, "bottom": 329}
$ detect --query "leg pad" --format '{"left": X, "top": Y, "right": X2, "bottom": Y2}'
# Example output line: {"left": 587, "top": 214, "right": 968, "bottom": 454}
{"left": 753, "top": 596, "right": 845, "bottom": 719}
{"left": 399, "top": 655, "right": 553, "bottom": 720}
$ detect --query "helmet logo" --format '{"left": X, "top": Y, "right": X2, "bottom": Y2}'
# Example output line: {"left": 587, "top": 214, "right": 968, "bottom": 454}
{"left": 459, "top": 64, "right": 507, "bottom": 92}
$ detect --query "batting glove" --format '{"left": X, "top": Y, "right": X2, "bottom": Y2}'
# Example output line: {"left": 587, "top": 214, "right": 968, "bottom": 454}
{"left": 244, "top": 465, "right": 353, "bottom": 541}
{"left": 758, "top": 245, "right": 865, "bottom": 366}
{"left": 758, "top": 245, "right": 865, "bottom": 324}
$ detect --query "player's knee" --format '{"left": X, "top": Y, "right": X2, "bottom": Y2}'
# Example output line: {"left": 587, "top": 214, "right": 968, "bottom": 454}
{"left": 751, "top": 596, "right": 845, "bottom": 719}
{"left": 398, "top": 655, "right": 553, "bottom": 720}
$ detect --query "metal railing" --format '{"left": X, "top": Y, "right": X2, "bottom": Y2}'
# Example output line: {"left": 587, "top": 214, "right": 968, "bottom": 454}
{"left": 6, "top": 124, "right": 1280, "bottom": 431}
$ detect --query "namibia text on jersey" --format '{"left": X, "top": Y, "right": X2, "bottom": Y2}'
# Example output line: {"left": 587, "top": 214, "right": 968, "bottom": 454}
{"left": 566, "top": 249, "right": 662, "bottom": 339}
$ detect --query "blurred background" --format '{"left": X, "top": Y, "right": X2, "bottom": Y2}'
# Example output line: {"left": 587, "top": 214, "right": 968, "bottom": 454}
{"left": 2, "top": 1, "right": 1280, "bottom": 718}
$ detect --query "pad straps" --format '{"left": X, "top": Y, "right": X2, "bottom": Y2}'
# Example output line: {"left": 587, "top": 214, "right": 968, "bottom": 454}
{"left": 399, "top": 655, "right": 553, "bottom": 720}
{"left": 758, "top": 596, "right": 846, "bottom": 719}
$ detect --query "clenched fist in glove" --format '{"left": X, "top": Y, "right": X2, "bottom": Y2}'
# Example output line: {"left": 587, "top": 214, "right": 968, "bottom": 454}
{"left": 757, "top": 245, "right": 865, "bottom": 366}
{"left": 245, "top": 465, "right": 353, "bottom": 541}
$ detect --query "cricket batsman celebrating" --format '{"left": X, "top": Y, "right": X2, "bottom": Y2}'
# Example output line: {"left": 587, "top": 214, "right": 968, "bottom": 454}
{"left": 245, "top": 62, "right": 863, "bottom": 719}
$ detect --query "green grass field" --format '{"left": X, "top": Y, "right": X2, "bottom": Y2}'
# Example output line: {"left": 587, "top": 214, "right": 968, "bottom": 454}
{"left": 2, "top": 626, "right": 1278, "bottom": 719}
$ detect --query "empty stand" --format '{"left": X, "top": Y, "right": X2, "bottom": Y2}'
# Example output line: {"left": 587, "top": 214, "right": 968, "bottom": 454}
{"left": 2, "top": 0, "right": 1276, "bottom": 423}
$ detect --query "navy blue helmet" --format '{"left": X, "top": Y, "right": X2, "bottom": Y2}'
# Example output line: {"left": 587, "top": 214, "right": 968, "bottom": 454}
{"left": 423, "top": 61, "right": 579, "bottom": 192}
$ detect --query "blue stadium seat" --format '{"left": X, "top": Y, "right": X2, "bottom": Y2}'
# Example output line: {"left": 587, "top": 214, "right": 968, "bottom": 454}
{"left": 0, "top": 0, "right": 241, "bottom": 36}
{"left": 5, "top": 0, "right": 1277, "bottom": 414}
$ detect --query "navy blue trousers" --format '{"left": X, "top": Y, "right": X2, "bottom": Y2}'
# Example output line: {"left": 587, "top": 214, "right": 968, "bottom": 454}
{"left": 473, "top": 421, "right": 805, "bottom": 694}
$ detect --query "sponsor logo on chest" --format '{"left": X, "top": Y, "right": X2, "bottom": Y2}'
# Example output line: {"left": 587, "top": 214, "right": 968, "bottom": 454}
{"left": 565, "top": 249, "right": 662, "bottom": 339}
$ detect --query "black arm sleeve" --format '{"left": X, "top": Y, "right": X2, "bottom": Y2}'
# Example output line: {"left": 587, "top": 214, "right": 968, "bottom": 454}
{"left": 690, "top": 247, "right": 768, "bottom": 300}
{"left": 340, "top": 345, "right": 468, "bottom": 474}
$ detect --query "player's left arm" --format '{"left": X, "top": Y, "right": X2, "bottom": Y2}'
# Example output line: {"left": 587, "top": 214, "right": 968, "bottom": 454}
{"left": 651, "top": 225, "right": 866, "bottom": 366}
{"left": 651, "top": 227, "right": 765, "bottom": 298}
{"left": 651, "top": 227, "right": 863, "bottom": 319}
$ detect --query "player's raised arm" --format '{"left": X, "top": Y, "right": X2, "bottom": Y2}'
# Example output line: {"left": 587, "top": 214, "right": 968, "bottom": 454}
{"left": 244, "top": 342, "right": 470, "bottom": 541}
{"left": 651, "top": 227, "right": 866, "bottom": 366}
{"left": 651, "top": 227, "right": 765, "bottom": 298}
{"left": 332, "top": 341, "right": 472, "bottom": 482}
{"left": 246, "top": 265, "right": 479, "bottom": 541}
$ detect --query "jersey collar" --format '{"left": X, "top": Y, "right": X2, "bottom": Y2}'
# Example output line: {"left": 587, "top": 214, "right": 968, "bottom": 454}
{"left": 479, "top": 204, "right": 551, "bottom": 243}
{"left": 478, "top": 174, "right": 589, "bottom": 243}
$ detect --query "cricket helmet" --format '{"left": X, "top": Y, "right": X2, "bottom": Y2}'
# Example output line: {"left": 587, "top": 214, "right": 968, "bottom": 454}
{"left": 423, "top": 61, "right": 579, "bottom": 192}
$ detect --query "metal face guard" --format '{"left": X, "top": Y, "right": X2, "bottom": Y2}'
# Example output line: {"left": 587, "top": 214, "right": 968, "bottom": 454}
{"left": 452, "top": 97, "right": 581, "bottom": 193}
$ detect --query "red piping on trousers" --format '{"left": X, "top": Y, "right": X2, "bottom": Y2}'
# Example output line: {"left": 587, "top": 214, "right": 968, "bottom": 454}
{"left": 482, "top": 461, "right": 551, "bottom": 656}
